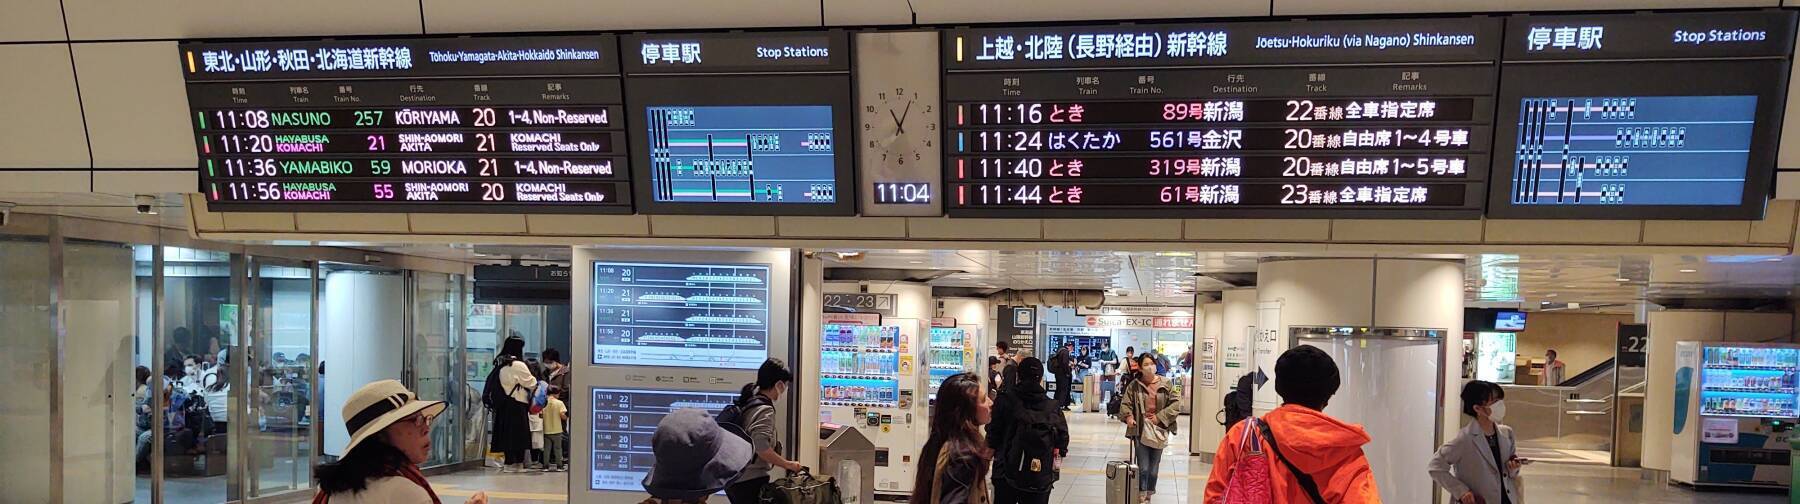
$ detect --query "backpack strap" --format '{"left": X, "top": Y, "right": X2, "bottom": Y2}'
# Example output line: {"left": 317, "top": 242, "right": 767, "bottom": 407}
{"left": 1257, "top": 420, "right": 1328, "bottom": 504}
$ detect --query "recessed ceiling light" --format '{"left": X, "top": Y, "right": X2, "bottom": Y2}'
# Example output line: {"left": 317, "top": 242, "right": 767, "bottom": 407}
{"left": 1546, "top": 293, "right": 1559, "bottom": 298}
{"left": 908, "top": 260, "right": 924, "bottom": 264}
{"left": 957, "top": 276, "right": 974, "bottom": 280}
{"left": 1615, "top": 278, "right": 1630, "bottom": 282}
{"left": 1679, "top": 268, "right": 1698, "bottom": 273}
{"left": 1562, "top": 284, "right": 1577, "bottom": 288}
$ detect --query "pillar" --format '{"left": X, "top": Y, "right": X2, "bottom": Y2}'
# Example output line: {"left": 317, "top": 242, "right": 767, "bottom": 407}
{"left": 1193, "top": 301, "right": 1226, "bottom": 458}
{"left": 1255, "top": 258, "right": 1463, "bottom": 504}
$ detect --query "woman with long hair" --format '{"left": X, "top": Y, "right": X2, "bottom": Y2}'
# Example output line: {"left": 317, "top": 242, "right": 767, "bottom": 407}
{"left": 911, "top": 373, "right": 993, "bottom": 504}
{"left": 726, "top": 358, "right": 803, "bottom": 504}
{"left": 314, "top": 380, "right": 485, "bottom": 503}
{"left": 487, "top": 335, "right": 538, "bottom": 473}
{"left": 1120, "top": 353, "right": 1180, "bottom": 502}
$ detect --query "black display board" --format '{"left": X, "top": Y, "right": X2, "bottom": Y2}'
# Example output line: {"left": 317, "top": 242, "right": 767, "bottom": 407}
{"left": 1487, "top": 11, "right": 1797, "bottom": 220}
{"left": 180, "top": 36, "right": 630, "bottom": 213}
{"left": 941, "top": 18, "right": 1503, "bottom": 218}
{"left": 623, "top": 31, "right": 857, "bottom": 216}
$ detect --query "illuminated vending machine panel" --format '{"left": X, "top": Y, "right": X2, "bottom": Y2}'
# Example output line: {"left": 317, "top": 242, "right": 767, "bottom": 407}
{"left": 1674, "top": 342, "right": 1800, "bottom": 488}
{"left": 927, "top": 327, "right": 970, "bottom": 399}
{"left": 820, "top": 320, "right": 925, "bottom": 496}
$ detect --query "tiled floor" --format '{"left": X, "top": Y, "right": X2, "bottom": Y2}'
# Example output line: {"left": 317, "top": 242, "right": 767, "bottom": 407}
{"left": 428, "top": 410, "right": 1790, "bottom": 504}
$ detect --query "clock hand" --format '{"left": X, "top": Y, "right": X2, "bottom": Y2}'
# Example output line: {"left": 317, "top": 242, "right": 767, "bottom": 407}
{"left": 889, "top": 108, "right": 906, "bottom": 135}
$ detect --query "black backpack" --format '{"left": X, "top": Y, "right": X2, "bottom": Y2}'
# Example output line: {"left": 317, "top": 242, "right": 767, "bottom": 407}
{"left": 717, "top": 393, "right": 773, "bottom": 442}
{"left": 482, "top": 359, "right": 509, "bottom": 410}
{"left": 997, "top": 403, "right": 1062, "bottom": 492}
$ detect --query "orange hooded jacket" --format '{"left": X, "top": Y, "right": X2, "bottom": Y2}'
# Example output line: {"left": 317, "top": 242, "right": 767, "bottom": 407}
{"left": 1203, "top": 404, "right": 1381, "bottom": 504}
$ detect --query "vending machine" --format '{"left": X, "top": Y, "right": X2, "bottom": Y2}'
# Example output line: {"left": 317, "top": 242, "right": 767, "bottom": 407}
{"left": 820, "top": 316, "right": 926, "bottom": 496}
{"left": 1673, "top": 342, "right": 1800, "bottom": 488}
{"left": 927, "top": 323, "right": 977, "bottom": 400}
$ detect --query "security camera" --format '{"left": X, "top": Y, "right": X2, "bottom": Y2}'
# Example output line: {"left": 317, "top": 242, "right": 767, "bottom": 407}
{"left": 0, "top": 203, "right": 12, "bottom": 227}
{"left": 134, "top": 195, "right": 157, "bottom": 215}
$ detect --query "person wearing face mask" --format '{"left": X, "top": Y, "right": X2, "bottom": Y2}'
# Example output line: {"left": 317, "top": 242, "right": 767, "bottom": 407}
{"left": 725, "top": 358, "right": 802, "bottom": 504}
{"left": 1429, "top": 381, "right": 1526, "bottom": 504}
{"left": 314, "top": 380, "right": 486, "bottom": 503}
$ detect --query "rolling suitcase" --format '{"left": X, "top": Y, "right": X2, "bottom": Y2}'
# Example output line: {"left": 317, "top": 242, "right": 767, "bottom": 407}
{"left": 1106, "top": 442, "right": 1140, "bottom": 504}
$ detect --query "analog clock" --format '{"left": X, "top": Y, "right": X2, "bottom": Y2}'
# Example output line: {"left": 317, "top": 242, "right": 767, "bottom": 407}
{"left": 855, "top": 31, "right": 943, "bottom": 216}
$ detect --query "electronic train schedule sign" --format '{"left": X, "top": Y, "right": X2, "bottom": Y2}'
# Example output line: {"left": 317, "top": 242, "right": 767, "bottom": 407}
{"left": 623, "top": 31, "right": 856, "bottom": 216}
{"left": 180, "top": 36, "right": 631, "bottom": 213}
{"left": 1488, "top": 11, "right": 1796, "bottom": 220}
{"left": 941, "top": 18, "right": 1501, "bottom": 218}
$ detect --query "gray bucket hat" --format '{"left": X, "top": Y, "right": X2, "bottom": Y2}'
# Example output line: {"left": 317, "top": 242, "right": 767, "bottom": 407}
{"left": 642, "top": 408, "right": 754, "bottom": 500}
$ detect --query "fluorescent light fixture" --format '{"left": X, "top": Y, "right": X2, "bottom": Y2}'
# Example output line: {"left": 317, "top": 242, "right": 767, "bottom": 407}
{"left": 1679, "top": 268, "right": 1697, "bottom": 273}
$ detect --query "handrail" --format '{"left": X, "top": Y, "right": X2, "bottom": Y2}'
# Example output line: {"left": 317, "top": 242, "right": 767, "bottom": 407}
{"left": 1559, "top": 357, "right": 1617, "bottom": 387}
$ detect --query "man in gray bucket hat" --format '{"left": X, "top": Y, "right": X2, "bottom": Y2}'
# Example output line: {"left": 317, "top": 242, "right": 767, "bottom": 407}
{"left": 642, "top": 408, "right": 755, "bottom": 502}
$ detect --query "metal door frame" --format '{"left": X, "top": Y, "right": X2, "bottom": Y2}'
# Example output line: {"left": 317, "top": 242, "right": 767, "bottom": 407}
{"left": 238, "top": 255, "right": 319, "bottom": 503}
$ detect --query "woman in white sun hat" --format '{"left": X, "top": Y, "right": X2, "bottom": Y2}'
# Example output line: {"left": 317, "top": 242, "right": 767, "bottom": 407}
{"left": 314, "top": 379, "right": 487, "bottom": 504}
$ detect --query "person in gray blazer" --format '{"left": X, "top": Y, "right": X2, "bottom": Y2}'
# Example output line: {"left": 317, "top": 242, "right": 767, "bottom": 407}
{"left": 1429, "top": 381, "right": 1529, "bottom": 504}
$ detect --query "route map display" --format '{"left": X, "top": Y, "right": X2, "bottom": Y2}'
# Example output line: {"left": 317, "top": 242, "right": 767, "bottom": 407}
{"left": 588, "top": 388, "right": 739, "bottom": 491}
{"left": 1488, "top": 11, "right": 1795, "bottom": 219}
{"left": 645, "top": 105, "right": 838, "bottom": 203}
{"left": 625, "top": 31, "right": 856, "bottom": 215}
{"left": 941, "top": 18, "right": 1501, "bottom": 218}
{"left": 591, "top": 261, "right": 771, "bottom": 370}
{"left": 180, "top": 35, "right": 631, "bottom": 213}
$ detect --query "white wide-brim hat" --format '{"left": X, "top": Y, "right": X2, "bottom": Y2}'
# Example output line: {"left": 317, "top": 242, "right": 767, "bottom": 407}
{"left": 341, "top": 379, "right": 446, "bottom": 454}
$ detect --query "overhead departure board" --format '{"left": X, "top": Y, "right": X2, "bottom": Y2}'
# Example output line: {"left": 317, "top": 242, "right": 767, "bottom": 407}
{"left": 1487, "top": 11, "right": 1795, "bottom": 219}
{"left": 942, "top": 18, "right": 1501, "bottom": 218}
{"left": 180, "top": 36, "right": 629, "bottom": 213}
{"left": 624, "top": 31, "right": 856, "bottom": 215}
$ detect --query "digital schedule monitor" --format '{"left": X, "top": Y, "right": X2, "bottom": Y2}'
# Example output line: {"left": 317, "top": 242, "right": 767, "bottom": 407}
{"left": 179, "top": 35, "right": 631, "bottom": 213}
{"left": 588, "top": 387, "right": 740, "bottom": 492}
{"left": 1487, "top": 11, "right": 1795, "bottom": 220}
{"left": 591, "top": 261, "right": 772, "bottom": 369}
{"left": 624, "top": 31, "right": 855, "bottom": 215}
{"left": 940, "top": 18, "right": 1501, "bottom": 218}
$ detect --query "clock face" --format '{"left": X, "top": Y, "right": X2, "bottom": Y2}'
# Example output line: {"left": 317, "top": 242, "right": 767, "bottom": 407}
{"left": 862, "top": 86, "right": 937, "bottom": 169}
{"left": 854, "top": 31, "right": 942, "bottom": 216}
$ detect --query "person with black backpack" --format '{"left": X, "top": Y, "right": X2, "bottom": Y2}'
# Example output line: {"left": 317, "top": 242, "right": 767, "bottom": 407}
{"left": 720, "top": 358, "right": 803, "bottom": 504}
{"left": 1049, "top": 343, "right": 1075, "bottom": 411}
{"left": 482, "top": 335, "right": 538, "bottom": 473}
{"left": 987, "top": 357, "right": 1069, "bottom": 504}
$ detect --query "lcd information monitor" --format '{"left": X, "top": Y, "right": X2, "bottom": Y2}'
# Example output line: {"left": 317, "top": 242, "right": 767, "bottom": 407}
{"left": 591, "top": 261, "right": 772, "bottom": 370}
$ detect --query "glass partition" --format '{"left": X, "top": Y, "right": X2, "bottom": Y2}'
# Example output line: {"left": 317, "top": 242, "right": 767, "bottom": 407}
{"left": 160, "top": 247, "right": 236, "bottom": 503}
{"left": 0, "top": 237, "right": 53, "bottom": 502}
{"left": 61, "top": 240, "right": 139, "bottom": 503}
{"left": 247, "top": 258, "right": 316, "bottom": 498}
{"left": 412, "top": 271, "right": 465, "bottom": 467}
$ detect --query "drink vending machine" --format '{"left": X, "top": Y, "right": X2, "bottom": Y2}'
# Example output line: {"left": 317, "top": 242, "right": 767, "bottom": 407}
{"left": 1673, "top": 342, "right": 1800, "bottom": 488}
{"left": 819, "top": 316, "right": 927, "bottom": 496}
{"left": 926, "top": 321, "right": 979, "bottom": 400}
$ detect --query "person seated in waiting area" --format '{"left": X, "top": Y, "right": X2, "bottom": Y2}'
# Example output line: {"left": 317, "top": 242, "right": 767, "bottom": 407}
{"left": 313, "top": 380, "right": 486, "bottom": 504}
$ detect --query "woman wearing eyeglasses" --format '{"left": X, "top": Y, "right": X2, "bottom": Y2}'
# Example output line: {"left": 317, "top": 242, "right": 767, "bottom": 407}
{"left": 314, "top": 380, "right": 487, "bottom": 504}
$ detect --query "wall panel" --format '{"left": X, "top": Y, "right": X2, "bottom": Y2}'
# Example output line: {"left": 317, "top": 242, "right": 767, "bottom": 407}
{"left": 1274, "top": 0, "right": 1774, "bottom": 15}
{"left": 72, "top": 42, "right": 196, "bottom": 170}
{"left": 421, "top": 0, "right": 821, "bottom": 34}
{"left": 0, "top": 44, "right": 90, "bottom": 170}
{"left": 62, "top": 0, "right": 423, "bottom": 40}
{"left": 912, "top": 0, "right": 1268, "bottom": 24}
{"left": 0, "top": 0, "right": 68, "bottom": 42}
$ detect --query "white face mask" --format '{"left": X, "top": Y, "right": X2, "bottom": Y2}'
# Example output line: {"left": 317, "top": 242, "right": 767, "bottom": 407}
{"left": 1488, "top": 400, "right": 1507, "bottom": 422}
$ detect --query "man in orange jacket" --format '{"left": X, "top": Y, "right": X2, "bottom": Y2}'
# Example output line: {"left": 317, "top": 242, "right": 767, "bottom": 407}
{"left": 1204, "top": 345, "right": 1381, "bottom": 503}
